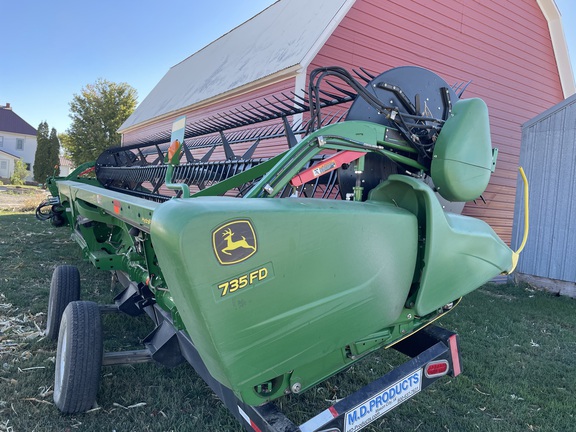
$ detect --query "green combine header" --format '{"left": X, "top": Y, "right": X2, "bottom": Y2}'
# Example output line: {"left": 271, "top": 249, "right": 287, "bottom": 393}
{"left": 37, "top": 65, "right": 525, "bottom": 431}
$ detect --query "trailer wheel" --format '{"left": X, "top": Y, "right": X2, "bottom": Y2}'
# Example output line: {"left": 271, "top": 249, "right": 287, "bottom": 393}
{"left": 46, "top": 265, "right": 81, "bottom": 340}
{"left": 54, "top": 301, "right": 103, "bottom": 414}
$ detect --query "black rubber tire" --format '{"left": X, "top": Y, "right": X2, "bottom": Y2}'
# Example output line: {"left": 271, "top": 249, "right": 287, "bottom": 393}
{"left": 53, "top": 301, "right": 103, "bottom": 414}
{"left": 50, "top": 213, "right": 66, "bottom": 227}
{"left": 46, "top": 265, "right": 81, "bottom": 340}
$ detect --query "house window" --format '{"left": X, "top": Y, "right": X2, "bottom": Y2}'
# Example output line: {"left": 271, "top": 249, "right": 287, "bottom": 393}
{"left": 16, "top": 138, "right": 24, "bottom": 150}
{"left": 25, "top": 162, "right": 31, "bottom": 171}
{"left": 0, "top": 161, "right": 7, "bottom": 170}
{"left": 0, "top": 136, "right": 3, "bottom": 147}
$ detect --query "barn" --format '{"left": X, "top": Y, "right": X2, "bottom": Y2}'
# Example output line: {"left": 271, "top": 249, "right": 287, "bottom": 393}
{"left": 118, "top": 0, "right": 575, "bottom": 245}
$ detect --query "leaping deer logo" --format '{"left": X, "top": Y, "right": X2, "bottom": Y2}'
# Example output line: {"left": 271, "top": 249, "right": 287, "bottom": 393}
{"left": 212, "top": 220, "right": 258, "bottom": 265}
{"left": 221, "top": 228, "right": 256, "bottom": 256}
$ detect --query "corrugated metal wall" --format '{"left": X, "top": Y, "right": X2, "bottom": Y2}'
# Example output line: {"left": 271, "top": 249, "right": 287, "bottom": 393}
{"left": 512, "top": 93, "right": 576, "bottom": 282}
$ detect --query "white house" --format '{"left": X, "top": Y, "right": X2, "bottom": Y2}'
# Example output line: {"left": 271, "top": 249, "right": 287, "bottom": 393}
{"left": 0, "top": 103, "right": 37, "bottom": 182}
{"left": 59, "top": 155, "right": 75, "bottom": 177}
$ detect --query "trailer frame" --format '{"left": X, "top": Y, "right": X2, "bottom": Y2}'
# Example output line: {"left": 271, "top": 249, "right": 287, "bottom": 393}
{"left": 106, "top": 269, "right": 462, "bottom": 432}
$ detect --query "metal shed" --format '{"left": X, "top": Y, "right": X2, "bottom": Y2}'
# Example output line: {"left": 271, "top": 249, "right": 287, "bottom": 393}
{"left": 512, "top": 93, "right": 576, "bottom": 296}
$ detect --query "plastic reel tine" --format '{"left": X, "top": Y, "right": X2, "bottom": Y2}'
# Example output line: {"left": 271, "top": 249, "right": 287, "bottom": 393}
{"left": 197, "top": 117, "right": 221, "bottom": 131}
{"left": 280, "top": 92, "right": 305, "bottom": 110}
{"left": 189, "top": 123, "right": 208, "bottom": 135}
{"left": 260, "top": 97, "right": 289, "bottom": 116}
{"left": 225, "top": 109, "right": 251, "bottom": 124}
{"left": 271, "top": 123, "right": 285, "bottom": 136}
{"left": 359, "top": 66, "right": 376, "bottom": 79}
{"left": 254, "top": 126, "right": 272, "bottom": 140}
{"left": 318, "top": 87, "right": 346, "bottom": 102}
{"left": 323, "top": 111, "right": 339, "bottom": 125}
{"left": 352, "top": 68, "right": 371, "bottom": 84}
{"left": 288, "top": 91, "right": 310, "bottom": 110}
{"left": 255, "top": 100, "right": 281, "bottom": 117}
{"left": 204, "top": 116, "right": 229, "bottom": 130}
{"left": 313, "top": 94, "right": 333, "bottom": 105}
{"left": 216, "top": 112, "right": 241, "bottom": 128}
{"left": 235, "top": 129, "right": 250, "bottom": 141}
{"left": 325, "top": 80, "right": 357, "bottom": 98}
{"left": 249, "top": 102, "right": 274, "bottom": 119}
{"left": 457, "top": 80, "right": 472, "bottom": 98}
{"left": 236, "top": 106, "right": 262, "bottom": 122}
{"left": 270, "top": 94, "right": 297, "bottom": 113}
{"left": 336, "top": 110, "right": 348, "bottom": 122}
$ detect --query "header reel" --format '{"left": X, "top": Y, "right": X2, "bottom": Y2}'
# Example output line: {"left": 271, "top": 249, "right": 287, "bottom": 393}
{"left": 94, "top": 65, "right": 495, "bottom": 204}
{"left": 307, "top": 66, "right": 493, "bottom": 202}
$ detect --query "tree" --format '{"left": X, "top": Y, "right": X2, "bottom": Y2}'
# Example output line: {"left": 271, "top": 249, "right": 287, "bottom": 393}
{"left": 11, "top": 159, "right": 29, "bottom": 185}
{"left": 48, "top": 128, "right": 61, "bottom": 176}
{"left": 64, "top": 79, "right": 137, "bottom": 165}
{"left": 33, "top": 122, "right": 61, "bottom": 184}
{"left": 33, "top": 121, "right": 50, "bottom": 182}
{"left": 58, "top": 133, "right": 72, "bottom": 155}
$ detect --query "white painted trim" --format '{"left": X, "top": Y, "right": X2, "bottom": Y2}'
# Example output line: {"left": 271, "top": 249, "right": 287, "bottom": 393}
{"left": 119, "top": 65, "right": 300, "bottom": 135}
{"left": 299, "top": 0, "right": 357, "bottom": 70}
{"left": 537, "top": 0, "right": 576, "bottom": 97}
{"left": 292, "top": 68, "right": 308, "bottom": 137}
{"left": 0, "top": 149, "right": 20, "bottom": 160}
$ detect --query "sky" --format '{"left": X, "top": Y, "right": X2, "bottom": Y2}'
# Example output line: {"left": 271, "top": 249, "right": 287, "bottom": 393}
{"left": 1, "top": 0, "right": 575, "bottom": 135}
{"left": 0, "top": 0, "right": 276, "bottom": 134}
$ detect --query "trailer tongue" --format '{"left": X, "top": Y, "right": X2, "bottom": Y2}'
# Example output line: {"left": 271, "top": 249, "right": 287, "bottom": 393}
{"left": 38, "top": 65, "right": 521, "bottom": 430}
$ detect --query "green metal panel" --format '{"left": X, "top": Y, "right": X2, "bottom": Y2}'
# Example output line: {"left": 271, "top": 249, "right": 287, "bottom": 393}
{"left": 150, "top": 196, "right": 419, "bottom": 404}
{"left": 369, "top": 175, "right": 513, "bottom": 316}
{"left": 57, "top": 180, "right": 158, "bottom": 232}
{"left": 431, "top": 98, "right": 494, "bottom": 202}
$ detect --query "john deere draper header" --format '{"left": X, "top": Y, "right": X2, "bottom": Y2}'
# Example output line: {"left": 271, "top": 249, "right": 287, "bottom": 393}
{"left": 38, "top": 65, "right": 525, "bottom": 421}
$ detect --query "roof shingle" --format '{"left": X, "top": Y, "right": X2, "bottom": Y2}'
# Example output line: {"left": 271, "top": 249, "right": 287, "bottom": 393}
{"left": 0, "top": 106, "right": 37, "bottom": 136}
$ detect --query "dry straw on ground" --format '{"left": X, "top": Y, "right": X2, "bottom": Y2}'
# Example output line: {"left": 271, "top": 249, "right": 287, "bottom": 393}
{"left": 0, "top": 186, "right": 46, "bottom": 212}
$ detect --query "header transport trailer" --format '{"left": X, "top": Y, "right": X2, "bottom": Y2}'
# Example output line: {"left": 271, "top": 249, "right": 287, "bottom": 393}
{"left": 37, "top": 65, "right": 527, "bottom": 431}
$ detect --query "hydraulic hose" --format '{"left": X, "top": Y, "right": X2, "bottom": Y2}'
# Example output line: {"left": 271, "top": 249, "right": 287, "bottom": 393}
{"left": 507, "top": 167, "right": 529, "bottom": 274}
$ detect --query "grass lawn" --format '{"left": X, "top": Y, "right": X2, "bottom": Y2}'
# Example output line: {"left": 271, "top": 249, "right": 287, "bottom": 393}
{"left": 1, "top": 210, "right": 575, "bottom": 431}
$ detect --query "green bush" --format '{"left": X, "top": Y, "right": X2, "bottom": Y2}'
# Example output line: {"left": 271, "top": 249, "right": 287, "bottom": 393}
{"left": 10, "top": 159, "right": 29, "bottom": 185}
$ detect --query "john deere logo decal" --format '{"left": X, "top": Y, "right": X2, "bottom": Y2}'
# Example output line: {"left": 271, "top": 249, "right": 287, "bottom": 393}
{"left": 212, "top": 220, "right": 257, "bottom": 265}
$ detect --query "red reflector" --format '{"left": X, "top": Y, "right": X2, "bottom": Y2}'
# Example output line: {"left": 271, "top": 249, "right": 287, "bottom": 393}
{"left": 448, "top": 334, "right": 462, "bottom": 376}
{"left": 425, "top": 360, "right": 449, "bottom": 378}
